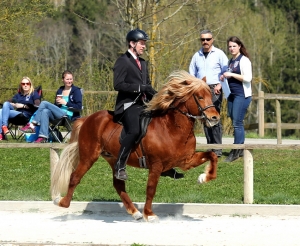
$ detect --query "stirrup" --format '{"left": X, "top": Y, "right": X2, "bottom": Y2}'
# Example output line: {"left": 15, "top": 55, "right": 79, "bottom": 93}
{"left": 114, "top": 169, "right": 128, "bottom": 181}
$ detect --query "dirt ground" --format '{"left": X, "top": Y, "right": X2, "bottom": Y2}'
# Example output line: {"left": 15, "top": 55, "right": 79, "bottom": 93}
{"left": 0, "top": 208, "right": 300, "bottom": 246}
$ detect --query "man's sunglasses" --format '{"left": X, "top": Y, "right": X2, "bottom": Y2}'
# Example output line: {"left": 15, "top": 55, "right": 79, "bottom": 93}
{"left": 201, "top": 38, "right": 212, "bottom": 42}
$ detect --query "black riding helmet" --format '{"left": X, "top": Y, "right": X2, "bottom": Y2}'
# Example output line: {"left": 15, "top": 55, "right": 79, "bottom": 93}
{"left": 126, "top": 29, "right": 149, "bottom": 43}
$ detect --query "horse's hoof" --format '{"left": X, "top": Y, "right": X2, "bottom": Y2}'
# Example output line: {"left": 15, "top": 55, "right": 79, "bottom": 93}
{"left": 197, "top": 173, "right": 207, "bottom": 184}
{"left": 144, "top": 215, "right": 159, "bottom": 222}
{"left": 132, "top": 211, "right": 143, "bottom": 220}
{"left": 53, "top": 197, "right": 61, "bottom": 206}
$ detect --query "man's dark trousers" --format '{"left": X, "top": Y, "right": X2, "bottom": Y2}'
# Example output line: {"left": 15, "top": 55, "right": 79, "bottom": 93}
{"left": 204, "top": 86, "right": 223, "bottom": 157}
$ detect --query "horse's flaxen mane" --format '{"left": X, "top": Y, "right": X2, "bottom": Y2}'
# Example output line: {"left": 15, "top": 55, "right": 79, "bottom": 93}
{"left": 145, "top": 70, "right": 208, "bottom": 112}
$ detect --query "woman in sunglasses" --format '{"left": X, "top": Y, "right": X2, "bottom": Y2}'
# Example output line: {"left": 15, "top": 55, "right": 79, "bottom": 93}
{"left": 0, "top": 77, "right": 41, "bottom": 140}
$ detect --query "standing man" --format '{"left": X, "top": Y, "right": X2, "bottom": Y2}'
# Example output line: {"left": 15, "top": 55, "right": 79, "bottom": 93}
{"left": 189, "top": 30, "right": 228, "bottom": 157}
{"left": 113, "top": 28, "right": 184, "bottom": 181}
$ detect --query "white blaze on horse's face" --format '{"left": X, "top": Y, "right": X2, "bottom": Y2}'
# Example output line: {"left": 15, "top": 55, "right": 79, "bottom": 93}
{"left": 200, "top": 88, "right": 219, "bottom": 126}
{"left": 193, "top": 93, "right": 219, "bottom": 128}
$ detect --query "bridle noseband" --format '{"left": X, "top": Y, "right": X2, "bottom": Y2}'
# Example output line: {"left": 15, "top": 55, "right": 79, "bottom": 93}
{"left": 173, "top": 94, "right": 215, "bottom": 124}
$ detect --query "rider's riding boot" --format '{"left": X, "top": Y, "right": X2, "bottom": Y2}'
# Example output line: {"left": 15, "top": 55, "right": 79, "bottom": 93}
{"left": 161, "top": 168, "right": 184, "bottom": 179}
{"left": 224, "top": 149, "right": 242, "bottom": 163}
{"left": 114, "top": 141, "right": 133, "bottom": 181}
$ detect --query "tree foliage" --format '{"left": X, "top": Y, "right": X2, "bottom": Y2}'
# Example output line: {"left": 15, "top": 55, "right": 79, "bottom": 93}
{"left": 0, "top": 0, "right": 52, "bottom": 82}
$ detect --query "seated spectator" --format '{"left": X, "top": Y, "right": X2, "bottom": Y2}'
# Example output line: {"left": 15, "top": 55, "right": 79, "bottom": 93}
{"left": 20, "top": 70, "right": 82, "bottom": 143}
{"left": 0, "top": 77, "right": 41, "bottom": 141}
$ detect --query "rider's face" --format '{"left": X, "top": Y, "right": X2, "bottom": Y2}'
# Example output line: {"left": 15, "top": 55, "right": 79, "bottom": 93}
{"left": 131, "top": 40, "right": 146, "bottom": 56}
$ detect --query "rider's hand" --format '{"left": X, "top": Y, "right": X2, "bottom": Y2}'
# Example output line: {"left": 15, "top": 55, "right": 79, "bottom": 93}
{"left": 140, "top": 84, "right": 153, "bottom": 93}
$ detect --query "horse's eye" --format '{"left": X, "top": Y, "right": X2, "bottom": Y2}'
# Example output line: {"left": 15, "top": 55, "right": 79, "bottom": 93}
{"left": 198, "top": 96, "right": 203, "bottom": 100}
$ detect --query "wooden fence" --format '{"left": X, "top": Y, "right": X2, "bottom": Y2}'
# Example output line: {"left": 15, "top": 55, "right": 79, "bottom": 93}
{"left": 3, "top": 88, "right": 300, "bottom": 143}
{"left": 1, "top": 142, "right": 300, "bottom": 205}
{"left": 41, "top": 89, "right": 300, "bottom": 144}
{"left": 247, "top": 91, "right": 300, "bottom": 144}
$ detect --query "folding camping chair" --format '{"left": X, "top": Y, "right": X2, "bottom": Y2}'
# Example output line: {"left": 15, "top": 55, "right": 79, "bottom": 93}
{"left": 48, "top": 89, "right": 83, "bottom": 143}
{"left": 49, "top": 115, "right": 73, "bottom": 143}
{"left": 8, "top": 114, "right": 30, "bottom": 140}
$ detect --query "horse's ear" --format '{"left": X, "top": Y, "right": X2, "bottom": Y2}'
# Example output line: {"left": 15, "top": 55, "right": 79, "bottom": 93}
{"left": 184, "top": 80, "right": 192, "bottom": 85}
{"left": 201, "top": 76, "right": 207, "bottom": 83}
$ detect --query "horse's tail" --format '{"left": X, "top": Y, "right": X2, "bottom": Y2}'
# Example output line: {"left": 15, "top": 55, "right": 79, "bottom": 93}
{"left": 50, "top": 117, "right": 87, "bottom": 201}
{"left": 69, "top": 117, "right": 87, "bottom": 143}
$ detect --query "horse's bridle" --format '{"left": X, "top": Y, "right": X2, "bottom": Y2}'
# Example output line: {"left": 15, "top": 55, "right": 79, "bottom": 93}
{"left": 173, "top": 94, "right": 215, "bottom": 125}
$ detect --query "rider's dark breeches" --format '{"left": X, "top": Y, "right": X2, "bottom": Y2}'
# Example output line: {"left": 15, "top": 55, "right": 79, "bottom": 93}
{"left": 115, "top": 103, "right": 144, "bottom": 170}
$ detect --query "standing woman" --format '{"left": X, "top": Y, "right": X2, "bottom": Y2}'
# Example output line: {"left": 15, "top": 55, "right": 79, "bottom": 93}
{"left": 221, "top": 36, "right": 252, "bottom": 162}
{"left": 21, "top": 70, "right": 82, "bottom": 143}
{"left": 0, "top": 77, "right": 41, "bottom": 140}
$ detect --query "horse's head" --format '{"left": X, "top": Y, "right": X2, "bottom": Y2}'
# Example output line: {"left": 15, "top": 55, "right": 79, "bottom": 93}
{"left": 186, "top": 82, "right": 220, "bottom": 127}
{"left": 145, "top": 70, "right": 220, "bottom": 127}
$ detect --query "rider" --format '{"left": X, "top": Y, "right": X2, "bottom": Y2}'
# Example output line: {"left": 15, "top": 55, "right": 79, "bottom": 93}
{"left": 113, "top": 29, "right": 184, "bottom": 181}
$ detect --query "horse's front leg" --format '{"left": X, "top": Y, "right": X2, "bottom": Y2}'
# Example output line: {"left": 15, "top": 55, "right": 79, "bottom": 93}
{"left": 112, "top": 173, "right": 143, "bottom": 220}
{"left": 182, "top": 151, "right": 218, "bottom": 183}
{"left": 143, "top": 169, "right": 161, "bottom": 222}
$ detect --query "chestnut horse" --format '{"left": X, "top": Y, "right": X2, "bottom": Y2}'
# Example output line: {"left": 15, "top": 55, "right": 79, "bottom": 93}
{"left": 51, "top": 70, "right": 220, "bottom": 221}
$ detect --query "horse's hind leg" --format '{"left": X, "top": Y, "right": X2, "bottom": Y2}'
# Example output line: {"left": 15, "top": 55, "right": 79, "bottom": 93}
{"left": 58, "top": 136, "right": 100, "bottom": 208}
{"left": 59, "top": 157, "right": 97, "bottom": 208}
{"left": 103, "top": 156, "right": 143, "bottom": 220}
{"left": 58, "top": 159, "right": 95, "bottom": 208}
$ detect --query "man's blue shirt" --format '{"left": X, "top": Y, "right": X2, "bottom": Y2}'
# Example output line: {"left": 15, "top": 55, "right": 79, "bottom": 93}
{"left": 189, "top": 46, "right": 228, "bottom": 85}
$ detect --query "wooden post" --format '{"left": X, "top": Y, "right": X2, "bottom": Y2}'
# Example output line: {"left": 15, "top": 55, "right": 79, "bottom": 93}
{"left": 276, "top": 99, "right": 282, "bottom": 144}
{"left": 258, "top": 91, "right": 264, "bottom": 137}
{"left": 243, "top": 149, "right": 253, "bottom": 204}
{"left": 50, "top": 147, "right": 60, "bottom": 178}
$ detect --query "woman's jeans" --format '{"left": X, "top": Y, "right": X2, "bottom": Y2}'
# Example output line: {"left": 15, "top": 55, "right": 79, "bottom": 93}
{"left": 32, "top": 101, "right": 66, "bottom": 138}
{"left": 0, "top": 102, "right": 21, "bottom": 134}
{"left": 227, "top": 94, "right": 252, "bottom": 144}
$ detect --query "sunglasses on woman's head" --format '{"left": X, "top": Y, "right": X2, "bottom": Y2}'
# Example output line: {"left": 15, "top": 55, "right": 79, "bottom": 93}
{"left": 21, "top": 82, "right": 31, "bottom": 86}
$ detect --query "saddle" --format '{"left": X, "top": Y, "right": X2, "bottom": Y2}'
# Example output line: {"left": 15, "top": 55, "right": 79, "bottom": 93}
{"left": 119, "top": 111, "right": 152, "bottom": 144}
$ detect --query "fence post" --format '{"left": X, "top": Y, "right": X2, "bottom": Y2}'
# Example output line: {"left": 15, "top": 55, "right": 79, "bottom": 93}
{"left": 258, "top": 91, "right": 264, "bottom": 137}
{"left": 276, "top": 99, "right": 282, "bottom": 144}
{"left": 243, "top": 149, "right": 253, "bottom": 204}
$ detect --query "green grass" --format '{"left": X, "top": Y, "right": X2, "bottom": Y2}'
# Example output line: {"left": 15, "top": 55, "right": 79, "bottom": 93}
{"left": 0, "top": 146, "right": 300, "bottom": 204}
